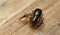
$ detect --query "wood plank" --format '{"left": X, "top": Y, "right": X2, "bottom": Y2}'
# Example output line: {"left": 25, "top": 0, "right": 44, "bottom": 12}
{"left": 0, "top": 0, "right": 60, "bottom": 35}
{"left": 13, "top": 0, "right": 60, "bottom": 35}
{"left": 0, "top": 0, "right": 36, "bottom": 25}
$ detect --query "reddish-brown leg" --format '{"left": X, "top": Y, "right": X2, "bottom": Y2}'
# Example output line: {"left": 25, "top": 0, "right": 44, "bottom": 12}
{"left": 37, "top": 14, "right": 44, "bottom": 27}
{"left": 19, "top": 13, "right": 32, "bottom": 20}
{"left": 38, "top": 19, "right": 43, "bottom": 26}
{"left": 34, "top": 18, "right": 43, "bottom": 28}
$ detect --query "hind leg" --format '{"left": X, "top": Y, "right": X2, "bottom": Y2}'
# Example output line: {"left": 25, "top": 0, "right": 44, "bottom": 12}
{"left": 34, "top": 18, "right": 44, "bottom": 28}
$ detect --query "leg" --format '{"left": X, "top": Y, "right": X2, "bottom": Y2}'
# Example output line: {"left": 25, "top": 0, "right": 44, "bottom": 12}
{"left": 35, "top": 18, "right": 43, "bottom": 28}
{"left": 19, "top": 13, "right": 32, "bottom": 20}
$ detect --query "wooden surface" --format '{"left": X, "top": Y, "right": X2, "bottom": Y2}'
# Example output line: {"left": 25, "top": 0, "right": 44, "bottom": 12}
{"left": 0, "top": 0, "right": 60, "bottom": 35}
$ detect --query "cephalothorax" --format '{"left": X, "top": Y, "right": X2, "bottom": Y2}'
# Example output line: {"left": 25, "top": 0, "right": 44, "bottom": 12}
{"left": 19, "top": 8, "right": 43, "bottom": 28}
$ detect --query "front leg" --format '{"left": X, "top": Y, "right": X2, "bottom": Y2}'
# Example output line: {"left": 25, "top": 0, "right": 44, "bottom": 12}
{"left": 19, "top": 13, "right": 32, "bottom": 20}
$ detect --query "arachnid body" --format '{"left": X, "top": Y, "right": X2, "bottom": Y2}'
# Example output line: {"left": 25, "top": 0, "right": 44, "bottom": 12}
{"left": 19, "top": 8, "right": 43, "bottom": 28}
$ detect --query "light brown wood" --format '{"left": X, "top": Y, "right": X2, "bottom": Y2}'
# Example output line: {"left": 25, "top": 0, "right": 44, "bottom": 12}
{"left": 0, "top": 0, "right": 60, "bottom": 35}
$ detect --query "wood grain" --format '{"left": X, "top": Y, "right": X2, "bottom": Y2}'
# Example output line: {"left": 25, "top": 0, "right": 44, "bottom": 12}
{"left": 0, "top": 0, "right": 60, "bottom": 35}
